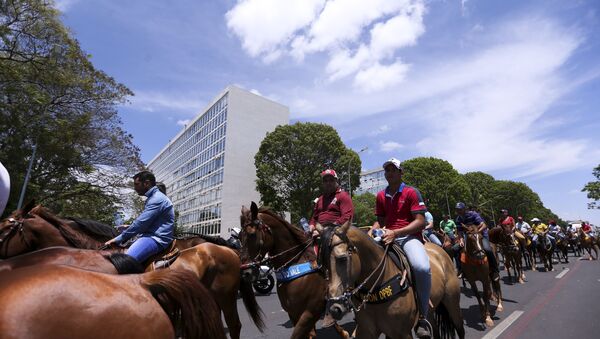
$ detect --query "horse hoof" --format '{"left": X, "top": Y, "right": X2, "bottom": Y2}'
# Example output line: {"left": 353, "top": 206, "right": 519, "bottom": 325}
{"left": 485, "top": 318, "right": 495, "bottom": 327}
{"left": 519, "top": 279, "right": 524, "bottom": 284}
{"left": 497, "top": 304, "right": 504, "bottom": 312}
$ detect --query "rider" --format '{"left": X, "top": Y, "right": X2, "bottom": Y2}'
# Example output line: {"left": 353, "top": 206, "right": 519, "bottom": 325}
{"left": 548, "top": 220, "right": 563, "bottom": 246}
{"left": 105, "top": 171, "right": 175, "bottom": 264}
{"left": 0, "top": 161, "right": 10, "bottom": 217}
{"left": 582, "top": 222, "right": 596, "bottom": 241}
{"left": 530, "top": 218, "right": 550, "bottom": 248}
{"left": 516, "top": 216, "right": 531, "bottom": 236}
{"left": 308, "top": 168, "right": 353, "bottom": 328}
{"left": 500, "top": 209, "right": 526, "bottom": 249}
{"left": 308, "top": 169, "right": 354, "bottom": 235}
{"left": 440, "top": 214, "right": 457, "bottom": 239}
{"left": 371, "top": 158, "right": 432, "bottom": 339}
{"left": 423, "top": 210, "right": 442, "bottom": 246}
{"left": 455, "top": 202, "right": 501, "bottom": 282}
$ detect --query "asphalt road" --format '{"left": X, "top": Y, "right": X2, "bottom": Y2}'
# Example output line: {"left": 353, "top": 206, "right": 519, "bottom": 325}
{"left": 232, "top": 251, "right": 600, "bottom": 338}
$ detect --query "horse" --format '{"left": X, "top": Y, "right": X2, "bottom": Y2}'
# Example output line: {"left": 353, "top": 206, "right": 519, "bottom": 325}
{"left": 0, "top": 205, "right": 265, "bottom": 339}
{"left": 494, "top": 228, "right": 525, "bottom": 284}
{"left": 0, "top": 265, "right": 225, "bottom": 339}
{"left": 317, "top": 222, "right": 465, "bottom": 339}
{"left": 554, "top": 234, "right": 569, "bottom": 263}
{"left": 578, "top": 229, "right": 599, "bottom": 260}
{"left": 460, "top": 225, "right": 503, "bottom": 327}
{"left": 239, "top": 202, "right": 350, "bottom": 339}
{"left": 534, "top": 232, "right": 554, "bottom": 271}
{"left": 567, "top": 231, "right": 582, "bottom": 257}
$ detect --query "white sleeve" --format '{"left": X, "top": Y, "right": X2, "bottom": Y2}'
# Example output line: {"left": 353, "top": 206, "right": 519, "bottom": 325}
{"left": 0, "top": 161, "right": 10, "bottom": 216}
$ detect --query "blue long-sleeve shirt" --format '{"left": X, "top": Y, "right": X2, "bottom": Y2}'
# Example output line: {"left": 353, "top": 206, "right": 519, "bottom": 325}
{"left": 115, "top": 186, "right": 174, "bottom": 248}
{"left": 455, "top": 211, "right": 488, "bottom": 237}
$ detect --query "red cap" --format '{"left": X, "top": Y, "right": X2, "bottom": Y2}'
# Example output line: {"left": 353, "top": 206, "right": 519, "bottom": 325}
{"left": 321, "top": 169, "right": 338, "bottom": 179}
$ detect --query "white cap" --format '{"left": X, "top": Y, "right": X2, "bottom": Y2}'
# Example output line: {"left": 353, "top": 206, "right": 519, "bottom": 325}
{"left": 382, "top": 158, "right": 402, "bottom": 170}
{"left": 531, "top": 217, "right": 540, "bottom": 222}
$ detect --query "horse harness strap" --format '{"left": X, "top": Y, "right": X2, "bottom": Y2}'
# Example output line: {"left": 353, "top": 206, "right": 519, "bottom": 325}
{"left": 0, "top": 218, "right": 32, "bottom": 251}
{"left": 149, "top": 240, "right": 181, "bottom": 270}
{"left": 354, "top": 270, "right": 409, "bottom": 304}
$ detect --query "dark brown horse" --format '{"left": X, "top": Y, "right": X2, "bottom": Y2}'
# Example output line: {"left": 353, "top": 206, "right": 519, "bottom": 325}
{"left": 495, "top": 229, "right": 525, "bottom": 284}
{"left": 535, "top": 232, "right": 554, "bottom": 271}
{"left": 240, "top": 202, "right": 349, "bottom": 339}
{"left": 0, "top": 265, "right": 225, "bottom": 339}
{"left": 461, "top": 225, "right": 503, "bottom": 327}
{"left": 554, "top": 235, "right": 569, "bottom": 263}
{"left": 318, "top": 223, "right": 465, "bottom": 339}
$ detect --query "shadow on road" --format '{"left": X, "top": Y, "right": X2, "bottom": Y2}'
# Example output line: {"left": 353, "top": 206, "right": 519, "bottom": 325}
{"left": 316, "top": 321, "right": 355, "bottom": 337}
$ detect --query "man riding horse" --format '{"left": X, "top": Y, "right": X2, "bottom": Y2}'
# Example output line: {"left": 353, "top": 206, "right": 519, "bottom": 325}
{"left": 308, "top": 168, "right": 354, "bottom": 328}
{"left": 531, "top": 218, "right": 553, "bottom": 248}
{"left": 454, "top": 202, "right": 501, "bottom": 282}
{"left": 370, "top": 158, "right": 432, "bottom": 339}
{"left": 105, "top": 171, "right": 175, "bottom": 264}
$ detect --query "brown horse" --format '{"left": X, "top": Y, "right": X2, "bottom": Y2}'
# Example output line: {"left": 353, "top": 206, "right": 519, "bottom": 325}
{"left": 535, "top": 232, "right": 554, "bottom": 271}
{"left": 318, "top": 222, "right": 465, "bottom": 339}
{"left": 496, "top": 229, "right": 525, "bottom": 284}
{"left": 461, "top": 225, "right": 503, "bottom": 327}
{"left": 554, "top": 235, "right": 569, "bottom": 263}
{"left": 0, "top": 265, "right": 225, "bottom": 339}
{"left": 578, "top": 229, "right": 599, "bottom": 260}
{"left": 0, "top": 206, "right": 265, "bottom": 339}
{"left": 240, "top": 202, "right": 350, "bottom": 339}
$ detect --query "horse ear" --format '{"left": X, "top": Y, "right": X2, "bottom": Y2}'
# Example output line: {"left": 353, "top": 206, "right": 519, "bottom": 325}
{"left": 250, "top": 202, "right": 258, "bottom": 220}
{"left": 241, "top": 205, "right": 248, "bottom": 214}
{"left": 339, "top": 220, "right": 351, "bottom": 234}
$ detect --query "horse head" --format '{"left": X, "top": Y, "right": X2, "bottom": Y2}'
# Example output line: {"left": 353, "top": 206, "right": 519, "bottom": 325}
{"left": 318, "top": 221, "right": 360, "bottom": 320}
{"left": 0, "top": 201, "right": 40, "bottom": 258}
{"left": 464, "top": 224, "right": 486, "bottom": 260}
{"left": 239, "top": 202, "right": 273, "bottom": 263}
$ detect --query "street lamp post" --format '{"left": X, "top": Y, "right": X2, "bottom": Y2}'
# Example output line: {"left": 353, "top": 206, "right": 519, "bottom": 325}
{"left": 348, "top": 147, "right": 368, "bottom": 197}
{"left": 444, "top": 179, "right": 461, "bottom": 218}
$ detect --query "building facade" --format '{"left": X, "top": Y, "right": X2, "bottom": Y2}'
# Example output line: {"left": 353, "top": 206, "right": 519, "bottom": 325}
{"left": 356, "top": 168, "right": 386, "bottom": 195}
{"left": 148, "top": 86, "right": 289, "bottom": 237}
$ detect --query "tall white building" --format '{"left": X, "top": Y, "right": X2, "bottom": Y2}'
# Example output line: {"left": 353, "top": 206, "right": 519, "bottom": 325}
{"left": 356, "top": 168, "right": 386, "bottom": 195}
{"left": 148, "top": 86, "right": 289, "bottom": 237}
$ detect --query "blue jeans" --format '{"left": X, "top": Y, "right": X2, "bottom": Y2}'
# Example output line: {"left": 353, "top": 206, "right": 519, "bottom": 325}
{"left": 424, "top": 229, "right": 442, "bottom": 246}
{"left": 395, "top": 235, "right": 431, "bottom": 318}
{"left": 126, "top": 237, "right": 163, "bottom": 263}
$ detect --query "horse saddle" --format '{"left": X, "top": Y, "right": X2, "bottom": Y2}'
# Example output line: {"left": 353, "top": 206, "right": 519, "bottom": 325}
{"left": 147, "top": 240, "right": 181, "bottom": 270}
{"left": 388, "top": 243, "right": 413, "bottom": 286}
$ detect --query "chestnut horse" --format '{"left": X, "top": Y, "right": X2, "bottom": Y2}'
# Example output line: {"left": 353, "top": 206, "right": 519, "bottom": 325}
{"left": 319, "top": 223, "right": 465, "bottom": 339}
{"left": 578, "top": 228, "right": 599, "bottom": 260}
{"left": 0, "top": 205, "right": 265, "bottom": 339}
{"left": 461, "top": 225, "right": 503, "bottom": 327}
{"left": 239, "top": 202, "right": 349, "bottom": 339}
{"left": 0, "top": 265, "right": 225, "bottom": 339}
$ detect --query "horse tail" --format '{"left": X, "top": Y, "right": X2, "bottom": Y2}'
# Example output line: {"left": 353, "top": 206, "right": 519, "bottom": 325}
{"left": 239, "top": 276, "right": 266, "bottom": 332}
{"left": 104, "top": 253, "right": 144, "bottom": 274}
{"left": 141, "top": 268, "right": 226, "bottom": 339}
{"left": 434, "top": 301, "right": 463, "bottom": 339}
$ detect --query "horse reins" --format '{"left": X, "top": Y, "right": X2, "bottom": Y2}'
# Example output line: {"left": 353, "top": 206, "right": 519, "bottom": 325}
{"left": 0, "top": 218, "right": 33, "bottom": 256}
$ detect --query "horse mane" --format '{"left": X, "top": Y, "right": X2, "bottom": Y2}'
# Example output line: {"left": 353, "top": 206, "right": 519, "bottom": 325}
{"left": 105, "top": 253, "right": 144, "bottom": 274}
{"left": 66, "top": 217, "right": 118, "bottom": 241}
{"left": 30, "top": 206, "right": 102, "bottom": 249}
{"left": 257, "top": 207, "right": 309, "bottom": 245}
{"left": 176, "top": 232, "right": 238, "bottom": 249}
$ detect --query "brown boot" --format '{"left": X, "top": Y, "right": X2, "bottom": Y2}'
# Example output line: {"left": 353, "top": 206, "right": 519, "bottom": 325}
{"left": 321, "top": 313, "right": 336, "bottom": 328}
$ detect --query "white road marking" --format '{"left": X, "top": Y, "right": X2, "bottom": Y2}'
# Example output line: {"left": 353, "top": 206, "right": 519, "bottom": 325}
{"left": 481, "top": 310, "right": 524, "bottom": 339}
{"left": 555, "top": 268, "right": 570, "bottom": 279}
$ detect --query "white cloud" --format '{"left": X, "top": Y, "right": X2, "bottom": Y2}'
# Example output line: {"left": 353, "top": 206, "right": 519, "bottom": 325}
{"left": 176, "top": 119, "right": 190, "bottom": 127}
{"left": 379, "top": 141, "right": 404, "bottom": 152}
{"left": 227, "top": 0, "right": 426, "bottom": 91}
{"left": 54, "top": 0, "right": 79, "bottom": 12}
{"left": 369, "top": 124, "right": 391, "bottom": 136}
{"left": 129, "top": 90, "right": 205, "bottom": 114}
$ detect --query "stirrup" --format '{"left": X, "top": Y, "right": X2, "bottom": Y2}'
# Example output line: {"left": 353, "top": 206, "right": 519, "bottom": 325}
{"left": 415, "top": 318, "right": 433, "bottom": 339}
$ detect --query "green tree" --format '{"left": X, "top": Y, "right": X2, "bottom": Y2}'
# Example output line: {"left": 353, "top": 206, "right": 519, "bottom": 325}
{"left": 352, "top": 191, "right": 376, "bottom": 227}
{"left": 0, "top": 0, "right": 141, "bottom": 220}
{"left": 582, "top": 164, "right": 600, "bottom": 209}
{"left": 255, "top": 122, "right": 360, "bottom": 221}
{"left": 401, "top": 157, "right": 469, "bottom": 221}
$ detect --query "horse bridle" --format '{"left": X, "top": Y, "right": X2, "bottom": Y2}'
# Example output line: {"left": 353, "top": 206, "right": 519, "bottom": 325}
{"left": 465, "top": 230, "right": 485, "bottom": 259}
{"left": 0, "top": 217, "right": 33, "bottom": 256}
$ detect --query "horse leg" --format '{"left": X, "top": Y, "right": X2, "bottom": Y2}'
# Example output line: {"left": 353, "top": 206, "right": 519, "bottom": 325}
{"left": 332, "top": 322, "right": 350, "bottom": 339}
{"left": 481, "top": 282, "right": 494, "bottom": 327}
{"left": 219, "top": 290, "right": 242, "bottom": 339}
{"left": 289, "top": 310, "right": 319, "bottom": 339}
{"left": 441, "top": 288, "right": 466, "bottom": 339}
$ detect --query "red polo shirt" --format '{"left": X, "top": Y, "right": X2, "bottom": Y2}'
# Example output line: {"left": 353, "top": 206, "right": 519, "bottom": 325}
{"left": 375, "top": 183, "right": 427, "bottom": 236}
{"left": 310, "top": 188, "right": 354, "bottom": 226}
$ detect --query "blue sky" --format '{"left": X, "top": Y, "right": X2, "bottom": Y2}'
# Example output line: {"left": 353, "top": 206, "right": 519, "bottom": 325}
{"left": 55, "top": 0, "right": 600, "bottom": 224}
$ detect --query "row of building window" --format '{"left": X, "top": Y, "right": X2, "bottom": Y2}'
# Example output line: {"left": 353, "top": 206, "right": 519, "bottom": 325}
{"left": 173, "top": 124, "right": 226, "bottom": 177}
{"left": 149, "top": 94, "right": 228, "bottom": 173}
{"left": 178, "top": 202, "right": 222, "bottom": 226}
{"left": 175, "top": 186, "right": 223, "bottom": 212}
{"left": 186, "top": 221, "right": 221, "bottom": 237}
